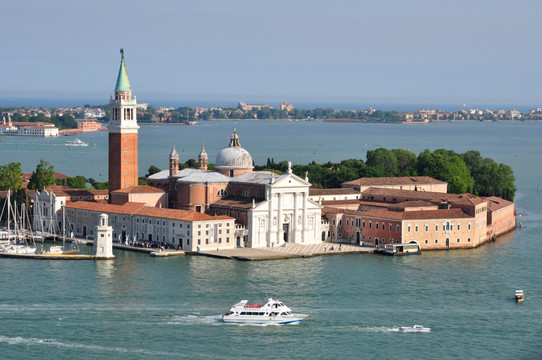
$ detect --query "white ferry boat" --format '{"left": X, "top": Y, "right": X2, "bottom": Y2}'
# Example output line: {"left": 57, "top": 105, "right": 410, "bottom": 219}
{"left": 65, "top": 138, "right": 88, "bottom": 147}
{"left": 221, "top": 298, "right": 308, "bottom": 325}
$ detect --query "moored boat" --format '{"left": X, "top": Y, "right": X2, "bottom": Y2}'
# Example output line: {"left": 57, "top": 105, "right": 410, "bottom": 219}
{"left": 41, "top": 245, "right": 80, "bottom": 255}
{"left": 515, "top": 290, "right": 524, "bottom": 302}
{"left": 221, "top": 298, "right": 308, "bottom": 325}
{"left": 377, "top": 242, "right": 421, "bottom": 256}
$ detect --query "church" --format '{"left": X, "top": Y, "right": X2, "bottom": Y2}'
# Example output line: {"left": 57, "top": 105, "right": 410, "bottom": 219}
{"left": 147, "top": 132, "right": 323, "bottom": 248}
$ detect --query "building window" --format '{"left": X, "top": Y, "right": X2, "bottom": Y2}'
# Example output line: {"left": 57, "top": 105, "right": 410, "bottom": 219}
{"left": 425, "top": 224, "right": 428, "bottom": 232}
{"left": 457, "top": 224, "right": 460, "bottom": 231}
{"left": 369, "top": 221, "right": 372, "bottom": 229}
{"left": 396, "top": 224, "right": 400, "bottom": 232}
{"left": 468, "top": 223, "right": 471, "bottom": 230}
{"left": 407, "top": 225, "right": 411, "bottom": 232}
{"left": 389, "top": 224, "right": 392, "bottom": 231}
{"left": 376, "top": 223, "right": 379, "bottom": 230}
{"left": 435, "top": 239, "right": 438, "bottom": 244}
{"left": 425, "top": 239, "right": 428, "bottom": 244}
{"left": 467, "top": 238, "right": 471, "bottom": 242}
{"left": 457, "top": 238, "right": 460, "bottom": 243}
{"left": 415, "top": 225, "right": 418, "bottom": 232}
{"left": 435, "top": 224, "right": 438, "bottom": 231}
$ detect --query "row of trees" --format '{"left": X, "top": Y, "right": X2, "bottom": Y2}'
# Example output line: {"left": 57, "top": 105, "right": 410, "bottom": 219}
{"left": 253, "top": 149, "right": 516, "bottom": 201}
{"left": 198, "top": 107, "right": 403, "bottom": 122}
{"left": 0, "top": 160, "right": 90, "bottom": 192}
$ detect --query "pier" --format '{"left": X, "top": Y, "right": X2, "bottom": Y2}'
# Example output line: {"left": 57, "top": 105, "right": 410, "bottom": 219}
{"left": 195, "top": 242, "right": 373, "bottom": 261}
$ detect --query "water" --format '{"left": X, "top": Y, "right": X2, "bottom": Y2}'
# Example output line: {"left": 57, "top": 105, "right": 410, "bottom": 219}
{"left": 1, "top": 121, "right": 542, "bottom": 359}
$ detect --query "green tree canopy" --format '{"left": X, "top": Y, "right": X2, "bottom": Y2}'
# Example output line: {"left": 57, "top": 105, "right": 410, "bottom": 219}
{"left": 27, "top": 160, "right": 56, "bottom": 191}
{"left": 366, "top": 148, "right": 399, "bottom": 176}
{"left": 67, "top": 176, "right": 88, "bottom": 189}
{"left": 147, "top": 165, "right": 161, "bottom": 177}
{"left": 417, "top": 149, "right": 474, "bottom": 194}
{"left": 0, "top": 162, "right": 23, "bottom": 191}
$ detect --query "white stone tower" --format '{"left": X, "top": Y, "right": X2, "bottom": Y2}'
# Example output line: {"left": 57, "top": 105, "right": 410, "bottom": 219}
{"left": 94, "top": 213, "right": 114, "bottom": 258}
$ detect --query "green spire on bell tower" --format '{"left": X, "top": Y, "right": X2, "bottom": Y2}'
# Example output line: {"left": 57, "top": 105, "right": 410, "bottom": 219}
{"left": 115, "top": 48, "right": 132, "bottom": 92}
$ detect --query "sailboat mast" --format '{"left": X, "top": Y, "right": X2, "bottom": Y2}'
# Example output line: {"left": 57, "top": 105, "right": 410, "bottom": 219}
{"left": 7, "top": 189, "right": 10, "bottom": 234}
{"left": 62, "top": 205, "right": 66, "bottom": 245}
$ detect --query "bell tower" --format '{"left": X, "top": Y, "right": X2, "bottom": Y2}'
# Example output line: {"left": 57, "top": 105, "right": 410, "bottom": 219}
{"left": 198, "top": 142, "right": 208, "bottom": 170}
{"left": 169, "top": 144, "right": 179, "bottom": 177}
{"left": 108, "top": 49, "right": 139, "bottom": 196}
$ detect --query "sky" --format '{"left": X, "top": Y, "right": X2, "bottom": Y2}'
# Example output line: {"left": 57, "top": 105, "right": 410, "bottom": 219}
{"left": 2, "top": 0, "right": 542, "bottom": 108}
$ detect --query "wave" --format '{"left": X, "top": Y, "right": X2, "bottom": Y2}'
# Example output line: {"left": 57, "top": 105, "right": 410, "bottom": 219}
{"left": 0, "top": 335, "right": 175, "bottom": 356}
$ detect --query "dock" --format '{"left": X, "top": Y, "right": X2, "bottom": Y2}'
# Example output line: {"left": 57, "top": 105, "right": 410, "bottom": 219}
{"left": 0, "top": 253, "right": 114, "bottom": 260}
{"left": 196, "top": 242, "right": 373, "bottom": 261}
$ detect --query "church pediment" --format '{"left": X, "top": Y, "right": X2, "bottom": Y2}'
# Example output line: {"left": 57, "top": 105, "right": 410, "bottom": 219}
{"left": 272, "top": 173, "right": 311, "bottom": 188}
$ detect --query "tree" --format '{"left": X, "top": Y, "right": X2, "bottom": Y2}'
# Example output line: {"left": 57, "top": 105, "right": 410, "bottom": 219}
{"left": 392, "top": 149, "right": 417, "bottom": 176}
{"left": 67, "top": 176, "right": 88, "bottom": 189}
{"left": 366, "top": 148, "right": 399, "bottom": 176}
{"left": 417, "top": 149, "right": 474, "bottom": 194}
{"left": 88, "top": 178, "right": 108, "bottom": 190}
{"left": 0, "top": 162, "right": 23, "bottom": 191}
{"left": 27, "top": 160, "right": 56, "bottom": 191}
{"left": 472, "top": 162, "right": 516, "bottom": 201}
{"left": 147, "top": 165, "right": 161, "bottom": 177}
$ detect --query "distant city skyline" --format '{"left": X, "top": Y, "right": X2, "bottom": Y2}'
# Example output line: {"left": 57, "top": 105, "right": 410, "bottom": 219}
{"left": 2, "top": 0, "right": 542, "bottom": 107}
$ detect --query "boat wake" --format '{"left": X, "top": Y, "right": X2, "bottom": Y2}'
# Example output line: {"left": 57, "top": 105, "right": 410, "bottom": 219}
{"left": 358, "top": 326, "right": 401, "bottom": 333}
{"left": 164, "top": 314, "right": 223, "bottom": 326}
{"left": 0, "top": 335, "right": 175, "bottom": 356}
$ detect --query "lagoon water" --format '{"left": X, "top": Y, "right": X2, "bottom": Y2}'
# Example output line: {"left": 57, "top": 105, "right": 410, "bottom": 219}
{"left": 1, "top": 121, "right": 542, "bottom": 359}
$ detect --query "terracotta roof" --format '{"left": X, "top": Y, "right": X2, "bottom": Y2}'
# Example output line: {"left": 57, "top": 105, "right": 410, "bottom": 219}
{"left": 343, "top": 176, "right": 447, "bottom": 186}
{"left": 22, "top": 172, "right": 70, "bottom": 181}
{"left": 309, "top": 188, "right": 359, "bottom": 196}
{"left": 65, "top": 201, "right": 147, "bottom": 215}
{"left": 135, "top": 207, "right": 233, "bottom": 221}
{"left": 210, "top": 196, "right": 263, "bottom": 209}
{"left": 484, "top": 196, "right": 514, "bottom": 212}
{"left": 361, "top": 187, "right": 485, "bottom": 206}
{"left": 391, "top": 200, "right": 437, "bottom": 209}
{"left": 65, "top": 201, "right": 233, "bottom": 222}
{"left": 111, "top": 185, "right": 164, "bottom": 194}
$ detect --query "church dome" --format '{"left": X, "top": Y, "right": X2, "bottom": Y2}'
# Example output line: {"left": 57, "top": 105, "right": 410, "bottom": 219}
{"left": 215, "top": 131, "right": 253, "bottom": 170}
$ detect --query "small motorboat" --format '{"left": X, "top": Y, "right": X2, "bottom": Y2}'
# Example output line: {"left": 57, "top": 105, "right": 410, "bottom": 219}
{"left": 65, "top": 138, "right": 89, "bottom": 147}
{"left": 399, "top": 325, "right": 431, "bottom": 332}
{"left": 221, "top": 298, "right": 308, "bottom": 325}
{"left": 515, "top": 290, "right": 524, "bottom": 302}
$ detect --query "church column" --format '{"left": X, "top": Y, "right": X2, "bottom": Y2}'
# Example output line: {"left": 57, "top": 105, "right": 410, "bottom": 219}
{"left": 277, "top": 192, "right": 283, "bottom": 245}
{"left": 267, "top": 187, "right": 273, "bottom": 247}
{"left": 302, "top": 191, "right": 307, "bottom": 243}
{"left": 293, "top": 192, "right": 298, "bottom": 243}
